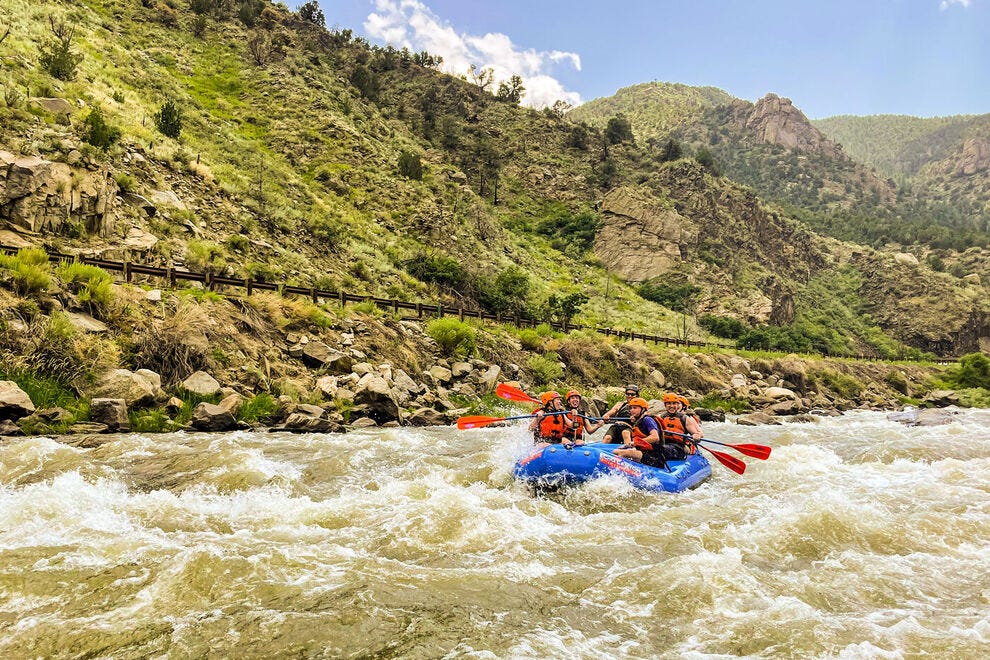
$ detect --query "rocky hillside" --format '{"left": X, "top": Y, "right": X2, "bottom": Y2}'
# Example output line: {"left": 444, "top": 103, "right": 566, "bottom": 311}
{"left": 0, "top": 0, "right": 988, "bottom": 365}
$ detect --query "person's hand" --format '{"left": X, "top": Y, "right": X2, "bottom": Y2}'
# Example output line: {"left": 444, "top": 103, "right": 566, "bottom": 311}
{"left": 602, "top": 414, "right": 610, "bottom": 421}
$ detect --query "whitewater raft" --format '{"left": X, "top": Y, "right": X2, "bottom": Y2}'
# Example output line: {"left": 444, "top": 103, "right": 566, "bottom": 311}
{"left": 513, "top": 442, "right": 712, "bottom": 493}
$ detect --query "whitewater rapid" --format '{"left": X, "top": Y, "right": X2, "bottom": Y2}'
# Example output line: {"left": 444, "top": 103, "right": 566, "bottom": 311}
{"left": 1, "top": 410, "right": 989, "bottom": 658}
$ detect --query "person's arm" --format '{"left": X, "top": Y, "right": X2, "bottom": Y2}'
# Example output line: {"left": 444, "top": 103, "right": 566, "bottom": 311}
{"left": 602, "top": 402, "right": 621, "bottom": 421}
{"left": 685, "top": 415, "right": 702, "bottom": 439}
{"left": 528, "top": 410, "right": 544, "bottom": 433}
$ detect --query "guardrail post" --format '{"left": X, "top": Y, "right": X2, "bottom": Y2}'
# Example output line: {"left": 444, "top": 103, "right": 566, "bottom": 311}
{"left": 310, "top": 287, "right": 317, "bottom": 303}
{"left": 124, "top": 262, "right": 132, "bottom": 283}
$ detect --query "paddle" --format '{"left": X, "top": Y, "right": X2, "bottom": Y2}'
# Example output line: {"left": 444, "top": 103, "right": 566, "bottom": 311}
{"left": 495, "top": 383, "right": 541, "bottom": 405}
{"left": 456, "top": 410, "right": 568, "bottom": 430}
{"left": 698, "top": 444, "right": 746, "bottom": 474}
{"left": 662, "top": 430, "right": 772, "bottom": 460}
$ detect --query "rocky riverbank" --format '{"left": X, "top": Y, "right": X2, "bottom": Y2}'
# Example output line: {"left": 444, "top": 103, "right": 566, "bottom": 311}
{"left": 0, "top": 281, "right": 961, "bottom": 439}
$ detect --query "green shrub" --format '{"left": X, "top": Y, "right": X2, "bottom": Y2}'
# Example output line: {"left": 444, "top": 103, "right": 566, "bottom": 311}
{"left": 527, "top": 352, "right": 564, "bottom": 385}
{"left": 130, "top": 409, "right": 179, "bottom": 433}
{"left": 518, "top": 328, "right": 544, "bottom": 351}
{"left": 537, "top": 210, "right": 601, "bottom": 257}
{"left": 185, "top": 239, "right": 226, "bottom": 272}
{"left": 405, "top": 253, "right": 466, "bottom": 287}
{"left": 397, "top": 150, "right": 423, "bottom": 180}
{"left": 154, "top": 98, "right": 183, "bottom": 139}
{"left": 225, "top": 234, "right": 250, "bottom": 252}
{"left": 812, "top": 368, "right": 864, "bottom": 399}
{"left": 57, "top": 262, "right": 114, "bottom": 317}
{"left": 638, "top": 279, "right": 700, "bottom": 312}
{"left": 695, "top": 393, "right": 751, "bottom": 414}
{"left": 39, "top": 18, "right": 84, "bottom": 81}
{"left": 238, "top": 393, "right": 278, "bottom": 425}
{"left": 0, "top": 248, "right": 52, "bottom": 296}
{"left": 699, "top": 314, "right": 747, "bottom": 339}
{"left": 114, "top": 172, "right": 135, "bottom": 192}
{"left": 82, "top": 105, "right": 121, "bottom": 151}
{"left": 476, "top": 266, "right": 530, "bottom": 314}
{"left": 947, "top": 353, "right": 990, "bottom": 389}
{"left": 308, "top": 214, "right": 347, "bottom": 251}
{"left": 426, "top": 317, "right": 476, "bottom": 358}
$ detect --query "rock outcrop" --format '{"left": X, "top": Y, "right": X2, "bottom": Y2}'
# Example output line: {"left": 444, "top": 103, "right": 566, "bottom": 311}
{"left": 742, "top": 94, "right": 844, "bottom": 159}
{"left": 0, "top": 151, "right": 117, "bottom": 237}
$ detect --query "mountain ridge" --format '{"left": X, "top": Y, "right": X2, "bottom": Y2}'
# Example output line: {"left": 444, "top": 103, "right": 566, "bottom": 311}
{"left": 0, "top": 0, "right": 988, "bottom": 359}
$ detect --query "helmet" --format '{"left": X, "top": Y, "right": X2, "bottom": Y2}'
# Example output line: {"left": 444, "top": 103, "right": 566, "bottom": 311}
{"left": 628, "top": 397, "right": 649, "bottom": 409}
{"left": 625, "top": 384, "right": 640, "bottom": 393}
{"left": 678, "top": 395, "right": 690, "bottom": 408}
{"left": 565, "top": 389, "right": 581, "bottom": 400}
{"left": 540, "top": 391, "right": 562, "bottom": 405}
{"left": 662, "top": 393, "right": 680, "bottom": 403}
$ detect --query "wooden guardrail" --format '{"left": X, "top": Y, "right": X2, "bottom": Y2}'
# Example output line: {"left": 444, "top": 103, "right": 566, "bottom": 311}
{"left": 0, "top": 244, "right": 958, "bottom": 361}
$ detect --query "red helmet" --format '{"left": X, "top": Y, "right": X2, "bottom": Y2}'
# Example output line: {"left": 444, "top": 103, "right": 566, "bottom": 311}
{"left": 540, "top": 391, "right": 562, "bottom": 405}
{"left": 565, "top": 389, "right": 581, "bottom": 400}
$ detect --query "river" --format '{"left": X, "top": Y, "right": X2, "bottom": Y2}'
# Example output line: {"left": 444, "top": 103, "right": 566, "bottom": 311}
{"left": 1, "top": 410, "right": 989, "bottom": 658}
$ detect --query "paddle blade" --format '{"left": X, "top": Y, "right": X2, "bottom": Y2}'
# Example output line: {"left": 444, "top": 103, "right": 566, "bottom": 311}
{"left": 701, "top": 446, "right": 746, "bottom": 475}
{"left": 732, "top": 443, "right": 772, "bottom": 460}
{"left": 495, "top": 383, "right": 541, "bottom": 404}
{"left": 700, "top": 440, "right": 771, "bottom": 460}
{"left": 457, "top": 415, "right": 506, "bottom": 430}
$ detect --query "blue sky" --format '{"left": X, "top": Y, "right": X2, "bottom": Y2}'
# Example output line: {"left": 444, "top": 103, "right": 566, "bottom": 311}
{"left": 317, "top": 0, "right": 989, "bottom": 119}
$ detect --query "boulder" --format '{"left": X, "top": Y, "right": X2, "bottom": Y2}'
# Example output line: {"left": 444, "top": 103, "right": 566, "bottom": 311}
{"left": 0, "top": 381, "right": 35, "bottom": 421}
{"left": 405, "top": 407, "right": 448, "bottom": 427}
{"left": 190, "top": 402, "right": 237, "bottom": 431}
{"left": 90, "top": 398, "right": 130, "bottom": 432}
{"left": 277, "top": 412, "right": 340, "bottom": 433}
{"left": 476, "top": 365, "right": 501, "bottom": 395}
{"left": 301, "top": 342, "right": 353, "bottom": 373}
{"left": 735, "top": 411, "right": 782, "bottom": 426}
{"left": 763, "top": 386, "right": 799, "bottom": 400}
{"left": 181, "top": 371, "right": 222, "bottom": 397}
{"left": 426, "top": 365, "right": 453, "bottom": 385}
{"left": 451, "top": 362, "right": 473, "bottom": 378}
{"left": 352, "top": 373, "right": 400, "bottom": 423}
{"left": 0, "top": 419, "right": 24, "bottom": 436}
{"left": 91, "top": 369, "right": 165, "bottom": 407}
{"left": 65, "top": 312, "right": 108, "bottom": 333}
{"left": 392, "top": 369, "right": 422, "bottom": 395}
{"left": 922, "top": 390, "right": 959, "bottom": 407}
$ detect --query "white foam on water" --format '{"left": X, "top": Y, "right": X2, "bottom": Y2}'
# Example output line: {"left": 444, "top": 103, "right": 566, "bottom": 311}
{"left": 1, "top": 410, "right": 989, "bottom": 657}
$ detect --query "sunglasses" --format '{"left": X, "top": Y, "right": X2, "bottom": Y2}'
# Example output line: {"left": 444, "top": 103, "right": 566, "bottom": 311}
{"left": 625, "top": 392, "right": 637, "bottom": 396}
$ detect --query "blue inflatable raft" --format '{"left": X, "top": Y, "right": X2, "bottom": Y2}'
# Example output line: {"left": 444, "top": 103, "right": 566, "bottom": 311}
{"left": 513, "top": 442, "right": 712, "bottom": 493}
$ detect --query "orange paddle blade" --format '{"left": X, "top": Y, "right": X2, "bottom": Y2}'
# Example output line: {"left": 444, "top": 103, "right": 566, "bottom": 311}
{"left": 495, "top": 383, "right": 541, "bottom": 404}
{"left": 457, "top": 415, "right": 507, "bottom": 429}
{"left": 456, "top": 413, "right": 537, "bottom": 429}
{"left": 701, "top": 445, "right": 746, "bottom": 475}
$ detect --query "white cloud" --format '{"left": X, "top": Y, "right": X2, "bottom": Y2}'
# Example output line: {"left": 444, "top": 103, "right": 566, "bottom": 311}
{"left": 364, "top": 0, "right": 582, "bottom": 108}
{"left": 939, "top": 0, "right": 971, "bottom": 9}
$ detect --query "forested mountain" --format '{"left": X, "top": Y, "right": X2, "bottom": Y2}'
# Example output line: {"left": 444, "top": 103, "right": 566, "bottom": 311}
{"left": 1, "top": 0, "right": 988, "bottom": 357}
{"left": 571, "top": 84, "right": 990, "bottom": 252}
{"left": 812, "top": 114, "right": 979, "bottom": 179}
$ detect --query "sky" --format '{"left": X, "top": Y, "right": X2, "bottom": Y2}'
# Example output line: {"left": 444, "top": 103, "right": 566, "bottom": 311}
{"left": 315, "top": 0, "right": 989, "bottom": 119}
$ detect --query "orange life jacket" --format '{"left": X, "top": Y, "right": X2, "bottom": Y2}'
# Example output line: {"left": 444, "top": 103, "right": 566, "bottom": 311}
{"left": 655, "top": 412, "right": 697, "bottom": 454}
{"left": 533, "top": 406, "right": 566, "bottom": 442}
{"left": 562, "top": 409, "right": 583, "bottom": 441}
